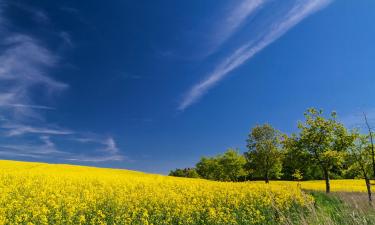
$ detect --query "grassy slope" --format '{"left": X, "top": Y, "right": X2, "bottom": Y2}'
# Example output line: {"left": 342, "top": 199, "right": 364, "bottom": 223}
{"left": 1, "top": 159, "right": 375, "bottom": 224}
{"left": 304, "top": 192, "right": 375, "bottom": 225}
{"left": 0, "top": 160, "right": 313, "bottom": 225}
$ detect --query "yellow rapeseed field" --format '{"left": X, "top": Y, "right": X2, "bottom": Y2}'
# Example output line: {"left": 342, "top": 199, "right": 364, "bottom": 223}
{"left": 252, "top": 180, "right": 369, "bottom": 193}
{"left": 0, "top": 160, "right": 367, "bottom": 225}
{"left": 299, "top": 180, "right": 368, "bottom": 193}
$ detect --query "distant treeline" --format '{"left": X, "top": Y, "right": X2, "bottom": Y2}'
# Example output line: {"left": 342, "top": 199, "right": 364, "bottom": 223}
{"left": 169, "top": 108, "right": 375, "bottom": 197}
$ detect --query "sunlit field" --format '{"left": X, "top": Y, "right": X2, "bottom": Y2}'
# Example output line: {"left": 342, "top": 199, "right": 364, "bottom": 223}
{"left": 0, "top": 160, "right": 314, "bottom": 225}
{"left": 261, "top": 180, "right": 369, "bottom": 193}
{"left": 0, "top": 160, "right": 374, "bottom": 225}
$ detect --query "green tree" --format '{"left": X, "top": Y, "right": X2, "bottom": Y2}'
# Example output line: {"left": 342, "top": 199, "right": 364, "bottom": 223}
{"left": 363, "top": 112, "right": 375, "bottom": 179}
{"left": 281, "top": 134, "right": 322, "bottom": 180}
{"left": 347, "top": 133, "right": 372, "bottom": 202}
{"left": 297, "top": 108, "right": 355, "bottom": 193}
{"left": 196, "top": 156, "right": 222, "bottom": 180}
{"left": 219, "top": 149, "right": 247, "bottom": 181}
{"left": 169, "top": 168, "right": 200, "bottom": 178}
{"left": 292, "top": 169, "right": 303, "bottom": 181}
{"left": 196, "top": 149, "right": 246, "bottom": 181}
{"left": 245, "top": 124, "right": 283, "bottom": 183}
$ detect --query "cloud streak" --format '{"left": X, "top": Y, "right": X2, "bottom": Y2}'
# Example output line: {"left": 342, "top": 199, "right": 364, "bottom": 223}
{"left": 161, "top": 0, "right": 264, "bottom": 60}
{"left": 178, "top": 0, "right": 332, "bottom": 110}
{"left": 0, "top": 135, "right": 65, "bottom": 158}
{"left": 1, "top": 104, "right": 55, "bottom": 110}
{"left": 0, "top": 2, "right": 68, "bottom": 126}
{"left": 71, "top": 136, "right": 121, "bottom": 154}
{"left": 0, "top": 34, "right": 68, "bottom": 120}
{"left": 102, "top": 137, "right": 120, "bottom": 154}
{"left": 66, "top": 136, "right": 125, "bottom": 162}
{"left": 0, "top": 2, "right": 126, "bottom": 163}
{"left": 205, "top": 0, "right": 264, "bottom": 56}
{"left": 1, "top": 123, "right": 73, "bottom": 136}
{"left": 0, "top": 130, "right": 126, "bottom": 162}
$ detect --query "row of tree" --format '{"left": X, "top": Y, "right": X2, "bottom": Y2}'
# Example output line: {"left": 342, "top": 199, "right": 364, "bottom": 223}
{"left": 169, "top": 108, "right": 375, "bottom": 201}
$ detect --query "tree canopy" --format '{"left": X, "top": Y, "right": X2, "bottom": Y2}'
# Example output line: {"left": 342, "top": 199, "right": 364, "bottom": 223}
{"left": 169, "top": 107, "right": 374, "bottom": 197}
{"left": 244, "top": 124, "right": 283, "bottom": 183}
{"left": 296, "top": 108, "right": 355, "bottom": 192}
{"left": 196, "top": 149, "right": 246, "bottom": 181}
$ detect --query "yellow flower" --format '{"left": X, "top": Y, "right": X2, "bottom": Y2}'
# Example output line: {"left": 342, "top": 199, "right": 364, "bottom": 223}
{"left": 0, "top": 160, "right": 322, "bottom": 225}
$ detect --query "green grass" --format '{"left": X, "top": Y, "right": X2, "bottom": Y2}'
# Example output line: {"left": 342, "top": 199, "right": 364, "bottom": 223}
{"left": 301, "top": 191, "right": 375, "bottom": 225}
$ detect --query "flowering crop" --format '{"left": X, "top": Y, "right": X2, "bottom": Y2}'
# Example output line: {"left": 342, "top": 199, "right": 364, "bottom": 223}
{"left": 0, "top": 160, "right": 314, "bottom": 225}
{"left": 237, "top": 180, "right": 369, "bottom": 193}
{"left": 246, "top": 180, "right": 368, "bottom": 193}
{"left": 299, "top": 180, "right": 368, "bottom": 192}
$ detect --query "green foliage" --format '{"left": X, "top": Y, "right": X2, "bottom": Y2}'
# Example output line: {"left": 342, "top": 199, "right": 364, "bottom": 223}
{"left": 172, "top": 108, "right": 370, "bottom": 184}
{"left": 281, "top": 134, "right": 322, "bottom": 180}
{"left": 219, "top": 149, "right": 248, "bottom": 181}
{"left": 196, "top": 148, "right": 246, "bottom": 181}
{"left": 295, "top": 108, "right": 355, "bottom": 192}
{"left": 346, "top": 133, "right": 372, "bottom": 179}
{"left": 245, "top": 124, "right": 283, "bottom": 182}
{"left": 292, "top": 169, "right": 303, "bottom": 181}
{"left": 297, "top": 108, "right": 353, "bottom": 170}
{"left": 169, "top": 168, "right": 200, "bottom": 178}
{"left": 195, "top": 157, "right": 221, "bottom": 180}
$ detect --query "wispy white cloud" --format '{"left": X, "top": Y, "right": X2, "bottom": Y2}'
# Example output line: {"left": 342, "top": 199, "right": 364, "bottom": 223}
{"left": 0, "top": 2, "right": 67, "bottom": 122}
{"left": 66, "top": 154, "right": 124, "bottom": 163}
{"left": 65, "top": 135, "right": 125, "bottom": 162}
{"left": 178, "top": 0, "right": 333, "bottom": 110}
{"left": 205, "top": 0, "right": 264, "bottom": 55}
{"left": 159, "top": 0, "right": 264, "bottom": 60}
{"left": 59, "top": 31, "right": 73, "bottom": 47}
{"left": 0, "top": 34, "right": 68, "bottom": 119}
{"left": 69, "top": 135, "right": 124, "bottom": 161}
{"left": 39, "top": 135, "right": 56, "bottom": 150}
{"left": 0, "top": 34, "right": 67, "bottom": 86}
{"left": 102, "top": 137, "right": 119, "bottom": 154}
{"left": 0, "top": 103, "right": 55, "bottom": 110}
{"left": 0, "top": 2, "right": 126, "bottom": 163}
{"left": 0, "top": 120, "right": 127, "bottom": 162}
{"left": 0, "top": 135, "right": 64, "bottom": 158}
{"left": 7, "top": 1, "right": 50, "bottom": 24}
{"left": 1, "top": 123, "right": 73, "bottom": 136}
{"left": 0, "top": 130, "right": 126, "bottom": 162}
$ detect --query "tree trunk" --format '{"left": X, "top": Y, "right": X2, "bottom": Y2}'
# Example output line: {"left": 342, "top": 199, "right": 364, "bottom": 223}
{"left": 365, "top": 177, "right": 372, "bottom": 203}
{"left": 364, "top": 112, "right": 375, "bottom": 179}
{"left": 324, "top": 169, "right": 330, "bottom": 193}
{"left": 265, "top": 172, "right": 269, "bottom": 184}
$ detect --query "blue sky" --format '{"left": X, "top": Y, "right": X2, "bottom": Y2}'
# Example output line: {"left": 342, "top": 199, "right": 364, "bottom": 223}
{"left": 0, "top": 0, "right": 374, "bottom": 174}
